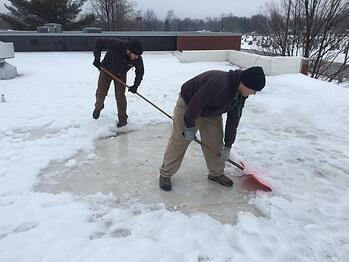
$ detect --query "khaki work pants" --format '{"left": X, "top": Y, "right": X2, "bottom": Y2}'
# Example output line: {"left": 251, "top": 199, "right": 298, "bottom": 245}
{"left": 160, "top": 97, "right": 225, "bottom": 178}
{"left": 95, "top": 70, "right": 128, "bottom": 119}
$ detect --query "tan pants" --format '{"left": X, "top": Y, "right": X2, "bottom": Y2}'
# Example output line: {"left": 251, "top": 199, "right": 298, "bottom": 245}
{"left": 95, "top": 70, "right": 128, "bottom": 119}
{"left": 160, "top": 97, "right": 225, "bottom": 178}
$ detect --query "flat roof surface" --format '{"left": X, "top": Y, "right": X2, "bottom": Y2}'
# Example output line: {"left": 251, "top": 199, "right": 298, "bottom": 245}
{"left": 36, "top": 123, "right": 263, "bottom": 224}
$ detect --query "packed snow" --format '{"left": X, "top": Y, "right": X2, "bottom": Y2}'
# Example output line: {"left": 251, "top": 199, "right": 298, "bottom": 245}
{"left": 0, "top": 52, "right": 348, "bottom": 261}
{"left": 241, "top": 35, "right": 349, "bottom": 65}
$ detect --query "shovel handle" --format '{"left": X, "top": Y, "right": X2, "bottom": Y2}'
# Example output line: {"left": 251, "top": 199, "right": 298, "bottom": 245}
{"left": 99, "top": 66, "right": 244, "bottom": 171}
{"left": 101, "top": 66, "right": 173, "bottom": 119}
{"left": 194, "top": 139, "right": 244, "bottom": 170}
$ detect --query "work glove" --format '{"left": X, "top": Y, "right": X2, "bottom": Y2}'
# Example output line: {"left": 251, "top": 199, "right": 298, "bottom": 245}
{"left": 220, "top": 146, "right": 231, "bottom": 161}
{"left": 182, "top": 127, "right": 197, "bottom": 141}
{"left": 93, "top": 59, "right": 101, "bottom": 70}
{"left": 128, "top": 85, "right": 138, "bottom": 94}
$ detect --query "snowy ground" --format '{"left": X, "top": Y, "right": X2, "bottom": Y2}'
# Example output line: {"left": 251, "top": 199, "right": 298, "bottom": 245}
{"left": 0, "top": 52, "right": 348, "bottom": 261}
{"left": 242, "top": 35, "right": 349, "bottom": 65}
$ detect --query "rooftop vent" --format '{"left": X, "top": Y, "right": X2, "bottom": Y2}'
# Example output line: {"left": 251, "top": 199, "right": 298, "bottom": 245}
{"left": 44, "top": 23, "right": 62, "bottom": 33}
{"left": 37, "top": 26, "right": 56, "bottom": 33}
{"left": 37, "top": 23, "right": 62, "bottom": 33}
{"left": 82, "top": 27, "right": 102, "bottom": 33}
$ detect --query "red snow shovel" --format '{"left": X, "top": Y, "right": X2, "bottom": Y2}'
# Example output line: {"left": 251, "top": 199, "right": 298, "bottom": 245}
{"left": 100, "top": 66, "right": 272, "bottom": 192}
{"left": 194, "top": 139, "right": 271, "bottom": 192}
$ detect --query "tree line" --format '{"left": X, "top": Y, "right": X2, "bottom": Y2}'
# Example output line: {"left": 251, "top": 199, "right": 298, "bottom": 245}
{"left": 0, "top": 0, "right": 268, "bottom": 33}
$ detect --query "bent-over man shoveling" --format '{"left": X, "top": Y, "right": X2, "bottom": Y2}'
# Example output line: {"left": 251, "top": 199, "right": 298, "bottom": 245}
{"left": 159, "top": 66, "right": 266, "bottom": 191}
{"left": 92, "top": 38, "right": 144, "bottom": 128}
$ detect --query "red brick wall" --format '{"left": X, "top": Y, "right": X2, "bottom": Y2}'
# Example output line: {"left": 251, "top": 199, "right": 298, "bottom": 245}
{"left": 177, "top": 35, "right": 241, "bottom": 51}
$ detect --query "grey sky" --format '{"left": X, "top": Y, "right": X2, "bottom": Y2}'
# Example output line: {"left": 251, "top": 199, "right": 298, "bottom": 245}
{"left": 0, "top": 0, "right": 267, "bottom": 19}
{"left": 134, "top": 0, "right": 267, "bottom": 19}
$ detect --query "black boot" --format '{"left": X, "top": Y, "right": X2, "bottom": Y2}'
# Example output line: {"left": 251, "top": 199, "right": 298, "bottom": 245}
{"left": 117, "top": 115, "right": 128, "bottom": 128}
{"left": 159, "top": 175, "right": 172, "bottom": 191}
{"left": 92, "top": 109, "right": 100, "bottom": 119}
{"left": 92, "top": 105, "right": 104, "bottom": 120}
{"left": 208, "top": 174, "right": 233, "bottom": 187}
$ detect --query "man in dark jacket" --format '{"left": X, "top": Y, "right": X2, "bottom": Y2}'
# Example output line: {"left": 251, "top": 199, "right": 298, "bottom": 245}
{"left": 92, "top": 38, "right": 144, "bottom": 128}
{"left": 159, "top": 66, "right": 266, "bottom": 191}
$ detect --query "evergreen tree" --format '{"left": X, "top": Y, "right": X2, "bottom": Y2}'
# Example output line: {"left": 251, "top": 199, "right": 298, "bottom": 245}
{"left": 0, "top": 0, "right": 95, "bottom": 30}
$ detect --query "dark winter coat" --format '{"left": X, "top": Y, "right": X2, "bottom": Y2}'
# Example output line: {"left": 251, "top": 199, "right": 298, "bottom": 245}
{"left": 180, "top": 70, "right": 246, "bottom": 147}
{"left": 93, "top": 38, "right": 144, "bottom": 88}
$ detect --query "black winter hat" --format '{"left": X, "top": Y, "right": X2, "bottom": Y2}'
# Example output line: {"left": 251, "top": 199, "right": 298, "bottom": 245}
{"left": 240, "top": 66, "right": 266, "bottom": 91}
{"left": 127, "top": 39, "right": 143, "bottom": 55}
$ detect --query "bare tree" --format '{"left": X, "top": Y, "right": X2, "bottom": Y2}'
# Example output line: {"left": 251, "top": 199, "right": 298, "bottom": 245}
{"left": 90, "top": 0, "right": 135, "bottom": 30}
{"left": 303, "top": 0, "right": 349, "bottom": 79}
{"left": 164, "top": 10, "right": 175, "bottom": 31}
{"left": 264, "top": 0, "right": 302, "bottom": 56}
{"left": 265, "top": 0, "right": 349, "bottom": 81}
{"left": 142, "top": 9, "right": 162, "bottom": 31}
{"left": 205, "top": 17, "right": 221, "bottom": 32}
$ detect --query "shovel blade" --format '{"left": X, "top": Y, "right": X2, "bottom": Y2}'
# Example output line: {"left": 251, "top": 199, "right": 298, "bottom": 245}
{"left": 240, "top": 161, "right": 272, "bottom": 192}
{"left": 248, "top": 173, "right": 272, "bottom": 192}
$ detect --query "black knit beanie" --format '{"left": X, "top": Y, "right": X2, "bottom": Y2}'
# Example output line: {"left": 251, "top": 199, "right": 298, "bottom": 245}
{"left": 240, "top": 66, "right": 266, "bottom": 91}
{"left": 127, "top": 39, "right": 143, "bottom": 55}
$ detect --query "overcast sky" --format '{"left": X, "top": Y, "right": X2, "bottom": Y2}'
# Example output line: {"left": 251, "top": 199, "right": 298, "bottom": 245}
{"left": 0, "top": 0, "right": 267, "bottom": 19}
{"left": 134, "top": 0, "right": 267, "bottom": 19}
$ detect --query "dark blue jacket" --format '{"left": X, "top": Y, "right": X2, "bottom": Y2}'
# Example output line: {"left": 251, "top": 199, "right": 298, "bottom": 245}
{"left": 94, "top": 38, "right": 144, "bottom": 88}
{"left": 180, "top": 70, "right": 246, "bottom": 147}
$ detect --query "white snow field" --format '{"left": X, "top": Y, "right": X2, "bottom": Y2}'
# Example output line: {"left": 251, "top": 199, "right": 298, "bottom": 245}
{"left": 0, "top": 52, "right": 348, "bottom": 261}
